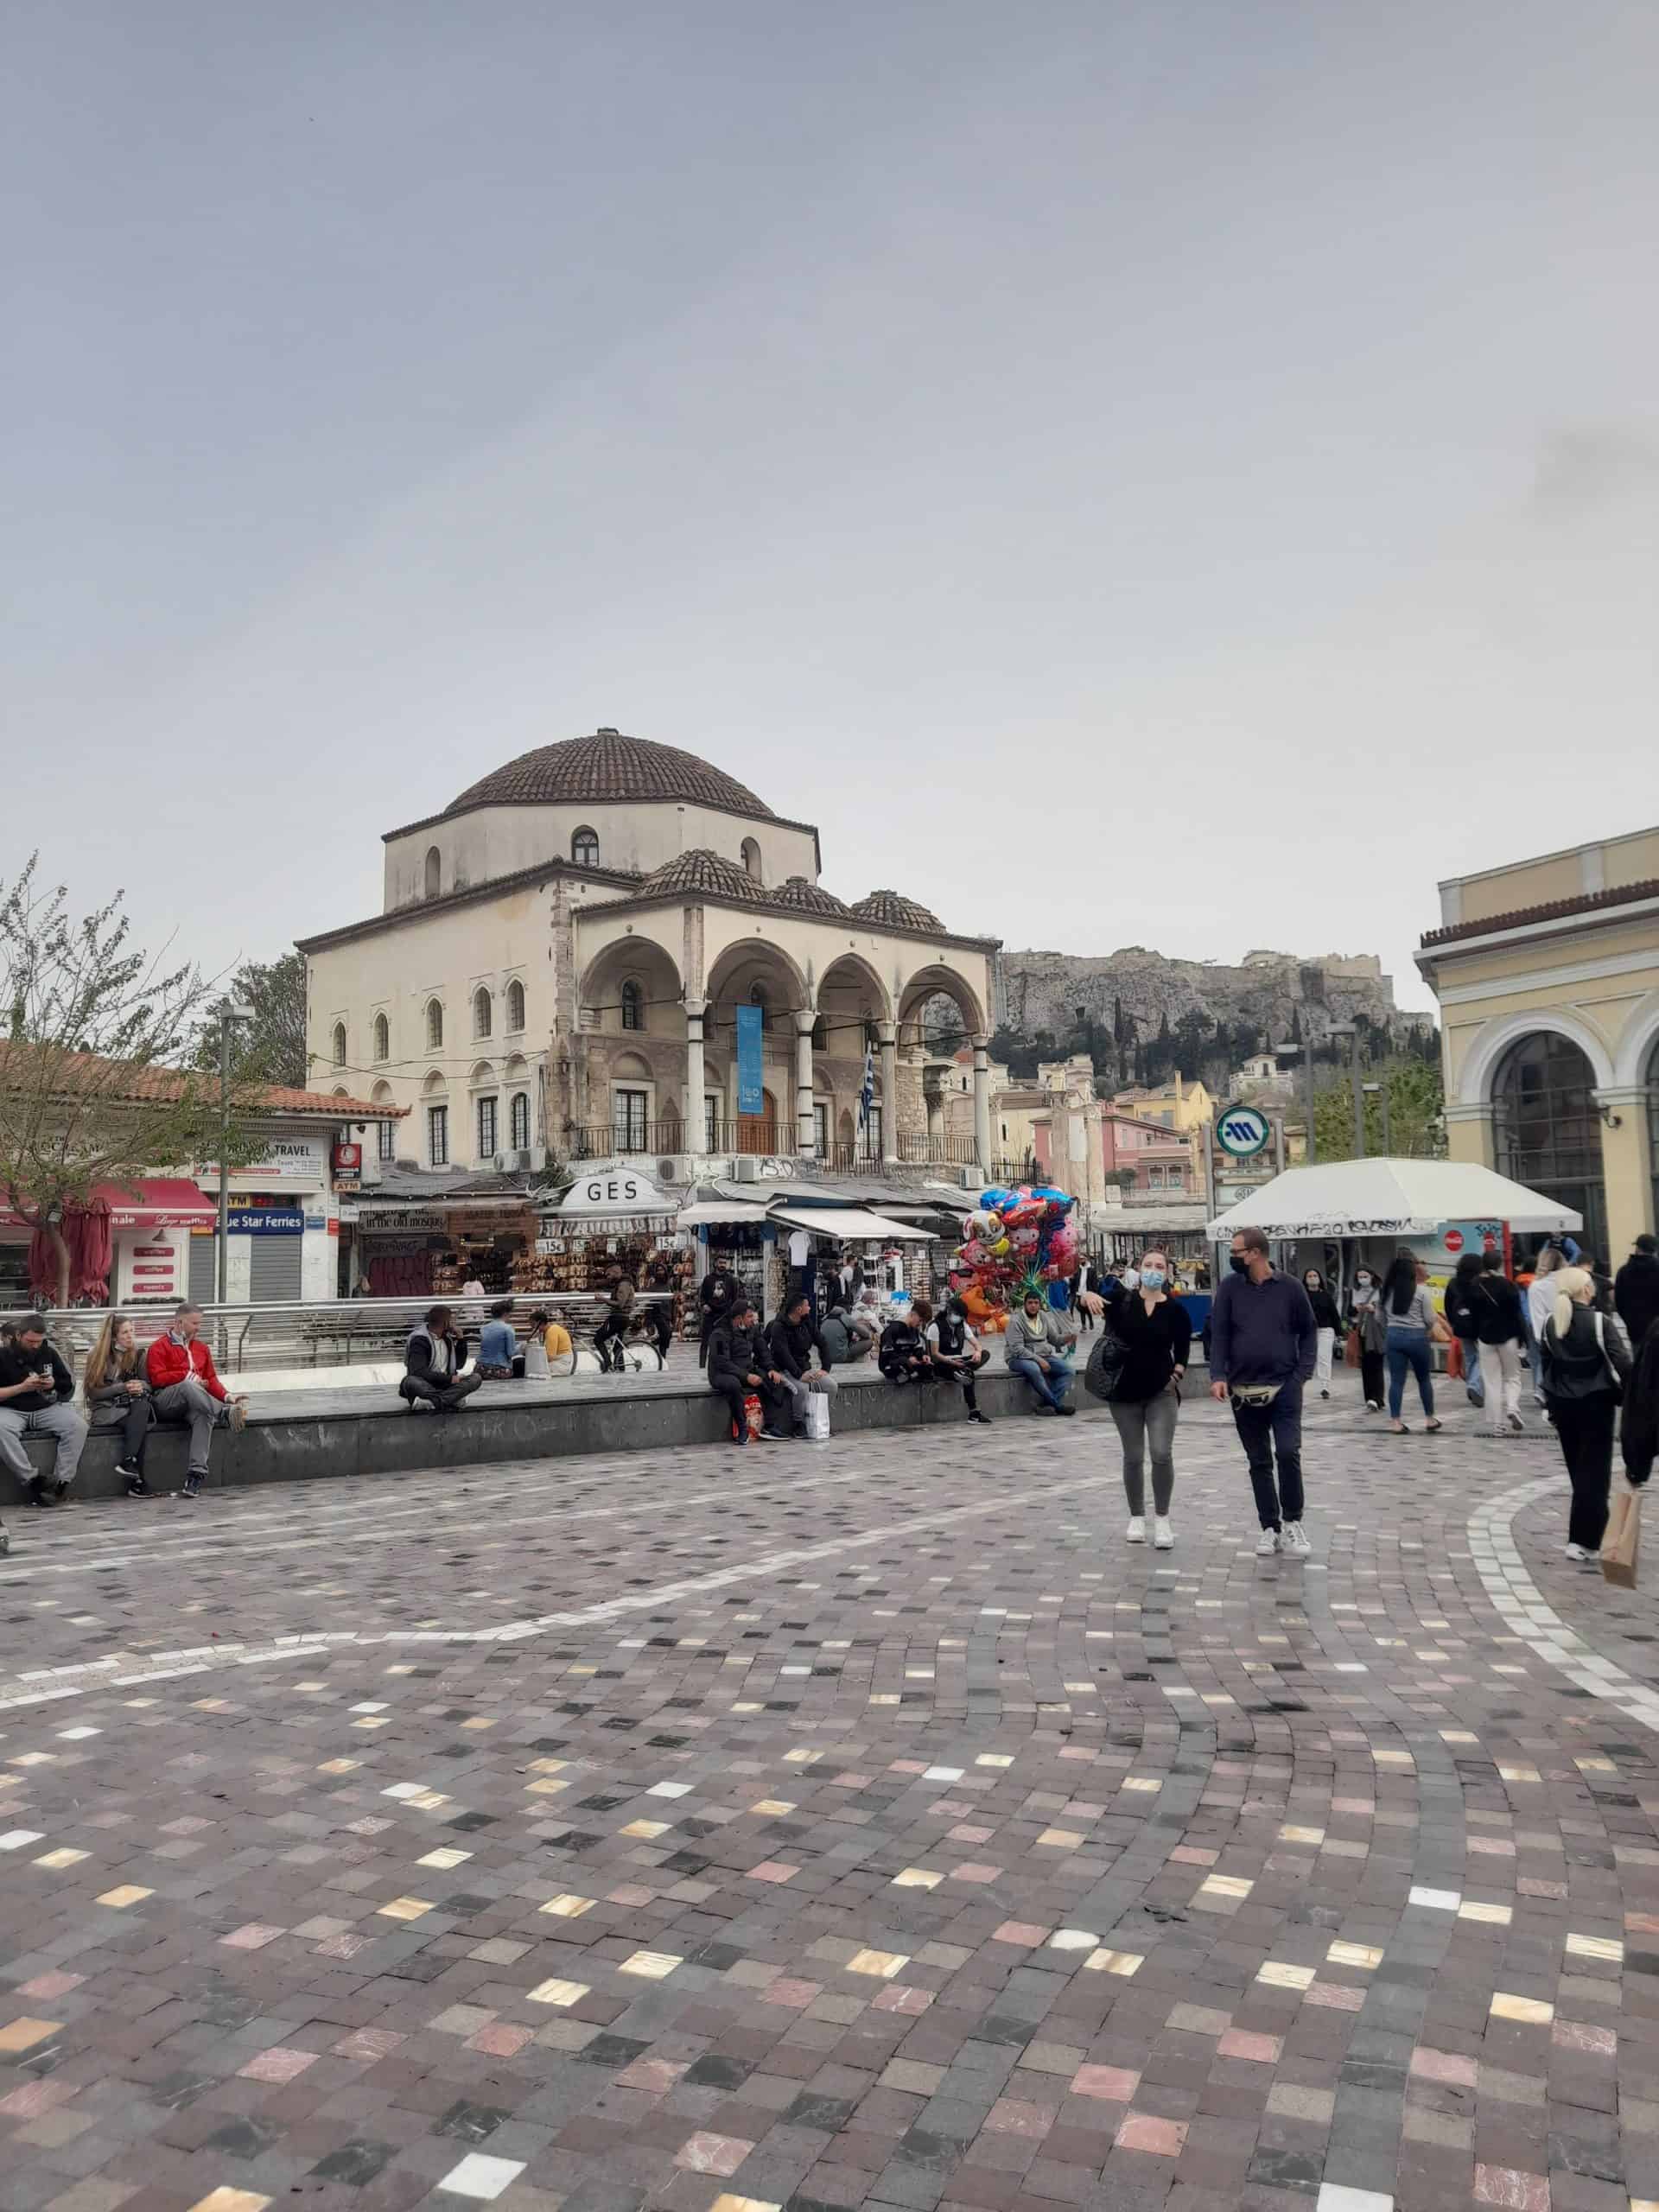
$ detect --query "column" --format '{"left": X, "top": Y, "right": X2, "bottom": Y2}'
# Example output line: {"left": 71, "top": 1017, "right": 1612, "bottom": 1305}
{"left": 1441, "top": 1100, "right": 1496, "bottom": 1170}
{"left": 878, "top": 1020, "right": 899, "bottom": 1164}
{"left": 794, "top": 1008, "right": 817, "bottom": 1162}
{"left": 684, "top": 997, "right": 707, "bottom": 1153}
{"left": 1597, "top": 1088, "right": 1655, "bottom": 1245}
{"left": 971, "top": 1032, "right": 994, "bottom": 1176}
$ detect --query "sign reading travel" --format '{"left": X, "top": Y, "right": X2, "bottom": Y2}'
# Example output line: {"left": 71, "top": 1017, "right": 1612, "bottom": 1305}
{"left": 735, "top": 1002, "right": 764, "bottom": 1117}
{"left": 1215, "top": 1102, "right": 1271, "bottom": 1159}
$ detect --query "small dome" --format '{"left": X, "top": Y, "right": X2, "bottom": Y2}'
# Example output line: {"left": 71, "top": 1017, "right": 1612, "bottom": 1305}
{"left": 637, "top": 848, "right": 764, "bottom": 903}
{"left": 851, "top": 888, "right": 944, "bottom": 932}
{"left": 444, "top": 729, "right": 772, "bottom": 820}
{"left": 770, "top": 875, "right": 853, "bottom": 918}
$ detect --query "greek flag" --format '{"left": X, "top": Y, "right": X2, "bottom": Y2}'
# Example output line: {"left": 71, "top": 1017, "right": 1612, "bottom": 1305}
{"left": 856, "top": 1043, "right": 875, "bottom": 1133}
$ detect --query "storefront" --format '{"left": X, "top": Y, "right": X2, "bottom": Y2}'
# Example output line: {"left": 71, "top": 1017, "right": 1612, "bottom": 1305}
{"left": 340, "top": 1197, "right": 538, "bottom": 1300}
{"left": 525, "top": 1164, "right": 690, "bottom": 1334}
{"left": 192, "top": 1134, "right": 338, "bottom": 1304}
{"left": 0, "top": 1179, "right": 217, "bottom": 1311}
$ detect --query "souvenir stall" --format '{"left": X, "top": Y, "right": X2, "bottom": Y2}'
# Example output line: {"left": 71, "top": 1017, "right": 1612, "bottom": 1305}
{"left": 527, "top": 1163, "right": 689, "bottom": 1333}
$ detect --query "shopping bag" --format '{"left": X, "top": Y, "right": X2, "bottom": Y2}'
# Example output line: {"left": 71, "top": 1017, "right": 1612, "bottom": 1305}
{"left": 743, "top": 1393, "right": 765, "bottom": 1441}
{"left": 803, "top": 1393, "right": 831, "bottom": 1443}
{"left": 1344, "top": 1326, "right": 1362, "bottom": 1369}
{"left": 1602, "top": 1485, "right": 1641, "bottom": 1589}
{"left": 1447, "top": 1338, "right": 1465, "bottom": 1382}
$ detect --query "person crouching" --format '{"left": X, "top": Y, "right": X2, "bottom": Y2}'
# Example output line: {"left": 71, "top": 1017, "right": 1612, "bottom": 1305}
{"left": 401, "top": 1306, "right": 483, "bottom": 1414}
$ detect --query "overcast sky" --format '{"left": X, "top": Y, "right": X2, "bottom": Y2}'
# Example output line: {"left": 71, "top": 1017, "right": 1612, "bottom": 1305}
{"left": 7, "top": 1, "right": 1656, "bottom": 1017}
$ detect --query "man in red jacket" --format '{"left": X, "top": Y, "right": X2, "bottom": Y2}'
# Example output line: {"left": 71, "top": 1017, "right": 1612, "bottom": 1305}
{"left": 144, "top": 1302, "right": 248, "bottom": 1499}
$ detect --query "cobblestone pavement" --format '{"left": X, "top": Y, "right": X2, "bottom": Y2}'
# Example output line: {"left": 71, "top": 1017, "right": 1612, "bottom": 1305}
{"left": 1, "top": 1382, "right": 1656, "bottom": 2212}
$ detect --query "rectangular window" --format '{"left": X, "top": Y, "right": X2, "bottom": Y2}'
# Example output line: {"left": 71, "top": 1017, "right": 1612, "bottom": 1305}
{"left": 813, "top": 1101, "right": 829, "bottom": 1157}
{"left": 704, "top": 1094, "right": 721, "bottom": 1150}
{"left": 1167, "top": 1165, "right": 1184, "bottom": 1187}
{"left": 378, "top": 1118, "right": 394, "bottom": 1163}
{"left": 477, "top": 1095, "right": 498, "bottom": 1157}
{"left": 428, "top": 1105, "right": 448, "bottom": 1167}
{"left": 613, "top": 1088, "right": 649, "bottom": 1151}
{"left": 861, "top": 1103, "right": 883, "bottom": 1158}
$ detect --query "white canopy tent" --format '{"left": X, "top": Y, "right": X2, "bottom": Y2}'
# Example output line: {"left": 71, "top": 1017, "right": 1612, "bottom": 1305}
{"left": 1205, "top": 1157, "right": 1583, "bottom": 1241}
{"left": 766, "top": 1203, "right": 931, "bottom": 1243}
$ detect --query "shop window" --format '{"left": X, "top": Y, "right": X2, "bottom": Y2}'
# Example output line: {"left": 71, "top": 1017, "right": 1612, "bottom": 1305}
{"left": 424, "top": 846, "right": 441, "bottom": 899}
{"left": 331, "top": 1022, "right": 346, "bottom": 1069}
{"left": 473, "top": 987, "right": 492, "bottom": 1039}
{"left": 505, "top": 979, "right": 525, "bottom": 1033}
{"left": 372, "top": 1012, "right": 389, "bottom": 1063}
{"left": 510, "top": 1091, "right": 531, "bottom": 1150}
{"left": 620, "top": 979, "right": 644, "bottom": 1031}
{"left": 477, "top": 1095, "right": 499, "bottom": 1157}
{"left": 428, "top": 1103, "right": 449, "bottom": 1166}
{"left": 426, "top": 1000, "right": 444, "bottom": 1051}
{"left": 378, "top": 1117, "right": 395, "bottom": 1163}
{"left": 571, "top": 825, "right": 599, "bottom": 868}
{"left": 613, "top": 1088, "right": 650, "bottom": 1152}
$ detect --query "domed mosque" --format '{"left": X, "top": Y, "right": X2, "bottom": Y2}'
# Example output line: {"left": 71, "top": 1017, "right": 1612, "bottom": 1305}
{"left": 298, "top": 728, "right": 999, "bottom": 1251}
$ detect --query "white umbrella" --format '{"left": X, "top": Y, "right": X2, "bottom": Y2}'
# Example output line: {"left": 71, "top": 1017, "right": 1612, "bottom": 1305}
{"left": 1205, "top": 1157, "right": 1582, "bottom": 1240}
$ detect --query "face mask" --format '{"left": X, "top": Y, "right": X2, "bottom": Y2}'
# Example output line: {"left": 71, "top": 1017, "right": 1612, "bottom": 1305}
{"left": 1356, "top": 1274, "right": 1371, "bottom": 1287}
{"left": 1229, "top": 1255, "right": 1250, "bottom": 1275}
{"left": 1139, "top": 1268, "right": 1166, "bottom": 1291}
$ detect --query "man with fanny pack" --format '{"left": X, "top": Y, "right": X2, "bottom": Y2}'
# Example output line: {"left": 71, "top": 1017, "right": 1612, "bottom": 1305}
{"left": 1209, "top": 1226, "right": 1318, "bottom": 1556}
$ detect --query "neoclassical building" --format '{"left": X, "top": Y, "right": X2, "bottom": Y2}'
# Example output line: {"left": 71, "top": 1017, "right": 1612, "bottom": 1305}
{"left": 298, "top": 728, "right": 1000, "bottom": 1179}
{"left": 1418, "top": 822, "right": 1659, "bottom": 1260}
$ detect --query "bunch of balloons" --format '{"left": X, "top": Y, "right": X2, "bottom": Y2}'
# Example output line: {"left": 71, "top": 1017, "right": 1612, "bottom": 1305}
{"left": 948, "top": 1181, "right": 1080, "bottom": 1325}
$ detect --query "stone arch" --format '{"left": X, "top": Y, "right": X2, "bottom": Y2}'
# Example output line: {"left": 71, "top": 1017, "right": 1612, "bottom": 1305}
{"left": 896, "top": 962, "right": 987, "bottom": 1048}
{"left": 577, "top": 934, "right": 683, "bottom": 1036}
{"left": 1458, "top": 1006, "right": 1615, "bottom": 1107}
{"left": 818, "top": 953, "right": 891, "bottom": 1061}
{"left": 1611, "top": 988, "right": 1659, "bottom": 1090}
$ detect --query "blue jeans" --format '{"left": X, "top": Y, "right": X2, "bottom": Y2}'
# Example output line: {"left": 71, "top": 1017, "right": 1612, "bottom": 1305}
{"left": 1011, "top": 1353, "right": 1072, "bottom": 1410}
{"left": 1456, "top": 1333, "right": 1484, "bottom": 1404}
{"left": 1386, "top": 1331, "right": 1434, "bottom": 1420}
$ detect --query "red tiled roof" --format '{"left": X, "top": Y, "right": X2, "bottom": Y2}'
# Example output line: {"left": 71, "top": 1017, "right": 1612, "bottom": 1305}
{"left": 0, "top": 1045, "right": 404, "bottom": 1119}
{"left": 1421, "top": 874, "right": 1659, "bottom": 948}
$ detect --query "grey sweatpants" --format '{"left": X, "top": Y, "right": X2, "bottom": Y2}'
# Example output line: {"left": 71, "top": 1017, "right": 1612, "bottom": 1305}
{"left": 153, "top": 1377, "right": 235, "bottom": 1475}
{"left": 1108, "top": 1390, "right": 1179, "bottom": 1516}
{"left": 0, "top": 1402, "right": 88, "bottom": 1491}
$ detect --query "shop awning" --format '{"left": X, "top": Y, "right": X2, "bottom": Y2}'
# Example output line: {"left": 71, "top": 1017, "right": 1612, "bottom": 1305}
{"left": 0, "top": 1179, "right": 218, "bottom": 1231}
{"left": 1205, "top": 1157, "right": 1583, "bottom": 1240}
{"left": 676, "top": 1199, "right": 769, "bottom": 1228}
{"left": 768, "top": 1203, "right": 931, "bottom": 1243}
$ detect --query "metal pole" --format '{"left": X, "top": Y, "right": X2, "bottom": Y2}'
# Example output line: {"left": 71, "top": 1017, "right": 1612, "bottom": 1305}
{"left": 1351, "top": 1029, "right": 1365, "bottom": 1160}
{"left": 1303, "top": 1044, "right": 1317, "bottom": 1166}
{"left": 1203, "top": 1117, "right": 1224, "bottom": 1288}
{"left": 1274, "top": 1113, "right": 1285, "bottom": 1176}
{"left": 216, "top": 1006, "right": 230, "bottom": 1303}
{"left": 1382, "top": 1082, "right": 1392, "bottom": 1156}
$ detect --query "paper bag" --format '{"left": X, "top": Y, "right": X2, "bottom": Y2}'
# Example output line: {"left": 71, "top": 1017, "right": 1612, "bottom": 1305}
{"left": 1603, "top": 1484, "right": 1641, "bottom": 1589}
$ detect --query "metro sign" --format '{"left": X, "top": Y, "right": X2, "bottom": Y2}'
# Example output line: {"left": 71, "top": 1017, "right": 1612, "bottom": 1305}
{"left": 1215, "top": 1103, "right": 1271, "bottom": 1159}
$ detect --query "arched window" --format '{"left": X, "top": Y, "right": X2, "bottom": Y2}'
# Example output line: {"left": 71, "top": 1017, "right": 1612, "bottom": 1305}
{"left": 505, "top": 979, "right": 525, "bottom": 1033}
{"left": 620, "top": 978, "right": 644, "bottom": 1032}
{"left": 748, "top": 980, "right": 767, "bottom": 1030}
{"left": 424, "top": 846, "right": 441, "bottom": 899}
{"left": 571, "top": 826, "right": 599, "bottom": 868}
{"left": 372, "top": 1013, "right": 389, "bottom": 1063}
{"left": 1493, "top": 1030, "right": 1606, "bottom": 1262}
{"left": 510, "top": 1091, "right": 531, "bottom": 1150}
{"left": 741, "top": 836, "right": 763, "bottom": 881}
{"left": 331, "top": 1022, "right": 346, "bottom": 1068}
{"left": 473, "top": 987, "right": 492, "bottom": 1039}
{"left": 426, "top": 1000, "right": 444, "bottom": 1051}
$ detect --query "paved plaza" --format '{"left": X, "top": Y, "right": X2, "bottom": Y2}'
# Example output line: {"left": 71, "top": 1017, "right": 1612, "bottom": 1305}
{"left": 1, "top": 1387, "right": 1656, "bottom": 2212}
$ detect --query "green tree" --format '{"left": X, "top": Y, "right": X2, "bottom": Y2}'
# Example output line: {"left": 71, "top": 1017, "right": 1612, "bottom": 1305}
{"left": 1313, "top": 1055, "right": 1445, "bottom": 1163}
{"left": 194, "top": 951, "right": 309, "bottom": 1089}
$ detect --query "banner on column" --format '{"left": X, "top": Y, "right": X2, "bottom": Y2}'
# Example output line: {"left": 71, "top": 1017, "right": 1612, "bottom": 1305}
{"left": 735, "top": 1003, "right": 764, "bottom": 1116}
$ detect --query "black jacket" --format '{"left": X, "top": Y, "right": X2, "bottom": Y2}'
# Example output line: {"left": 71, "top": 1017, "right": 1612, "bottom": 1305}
{"left": 0, "top": 1340, "right": 74, "bottom": 1413}
{"left": 699, "top": 1269, "right": 740, "bottom": 1321}
{"left": 1541, "top": 1306, "right": 1631, "bottom": 1403}
{"left": 1443, "top": 1275, "right": 1483, "bottom": 1342}
{"left": 766, "top": 1314, "right": 827, "bottom": 1380}
{"left": 1622, "top": 1322, "right": 1659, "bottom": 1485}
{"left": 1304, "top": 1287, "right": 1343, "bottom": 1332}
{"left": 404, "top": 1326, "right": 468, "bottom": 1382}
{"left": 1615, "top": 1254, "right": 1659, "bottom": 1351}
{"left": 1101, "top": 1285, "right": 1193, "bottom": 1402}
{"left": 707, "top": 1318, "right": 766, "bottom": 1391}
{"left": 1469, "top": 1274, "right": 1526, "bottom": 1347}
{"left": 879, "top": 1319, "right": 927, "bottom": 1371}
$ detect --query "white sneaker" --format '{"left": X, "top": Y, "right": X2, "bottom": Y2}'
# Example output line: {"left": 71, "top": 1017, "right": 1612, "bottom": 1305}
{"left": 1126, "top": 1516, "right": 1146, "bottom": 1543}
{"left": 1154, "top": 1517, "right": 1174, "bottom": 1549}
{"left": 1564, "top": 1541, "right": 1597, "bottom": 1562}
{"left": 1281, "top": 1521, "right": 1312, "bottom": 1556}
{"left": 1255, "top": 1529, "right": 1281, "bottom": 1556}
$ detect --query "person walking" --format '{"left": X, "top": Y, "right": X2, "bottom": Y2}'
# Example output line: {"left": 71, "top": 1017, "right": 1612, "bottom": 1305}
{"left": 1472, "top": 1251, "right": 1529, "bottom": 1433}
{"left": 1443, "top": 1251, "right": 1487, "bottom": 1411}
{"left": 0, "top": 1313, "right": 88, "bottom": 1508}
{"left": 1088, "top": 1246, "right": 1191, "bottom": 1548}
{"left": 1209, "top": 1228, "right": 1317, "bottom": 1555}
{"left": 1379, "top": 1253, "right": 1444, "bottom": 1433}
{"left": 1615, "top": 1235, "right": 1659, "bottom": 1351}
{"left": 1301, "top": 1269, "right": 1343, "bottom": 1400}
{"left": 923, "top": 1295, "right": 993, "bottom": 1424}
{"left": 82, "top": 1313, "right": 156, "bottom": 1496}
{"left": 1525, "top": 1245, "right": 1564, "bottom": 1404}
{"left": 1541, "top": 1264, "right": 1632, "bottom": 1560}
{"left": 706, "top": 1298, "right": 789, "bottom": 1443}
{"left": 1005, "top": 1290, "right": 1077, "bottom": 1414}
{"left": 696, "top": 1258, "right": 741, "bottom": 1370}
{"left": 1071, "top": 1259, "right": 1096, "bottom": 1332}
{"left": 399, "top": 1305, "right": 482, "bottom": 1417}
{"left": 1349, "top": 1265, "right": 1386, "bottom": 1413}
{"left": 145, "top": 1302, "right": 248, "bottom": 1498}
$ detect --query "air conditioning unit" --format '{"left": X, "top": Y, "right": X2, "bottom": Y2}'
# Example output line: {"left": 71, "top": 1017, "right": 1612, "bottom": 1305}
{"left": 959, "top": 1166, "right": 987, "bottom": 1189}
{"left": 493, "top": 1153, "right": 507, "bottom": 1172}
{"left": 658, "top": 1158, "right": 678, "bottom": 1181}
{"left": 732, "top": 1156, "right": 761, "bottom": 1183}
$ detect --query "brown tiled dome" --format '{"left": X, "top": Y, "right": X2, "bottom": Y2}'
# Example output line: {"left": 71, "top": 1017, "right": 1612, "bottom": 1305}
{"left": 769, "top": 875, "right": 852, "bottom": 918}
{"left": 850, "top": 889, "right": 944, "bottom": 932}
{"left": 445, "top": 729, "right": 772, "bottom": 819}
{"left": 636, "top": 849, "right": 764, "bottom": 903}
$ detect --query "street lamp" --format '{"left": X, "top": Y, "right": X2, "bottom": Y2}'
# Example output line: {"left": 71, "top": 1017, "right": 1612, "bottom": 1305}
{"left": 215, "top": 1001, "right": 255, "bottom": 1303}
{"left": 1363, "top": 1079, "right": 1391, "bottom": 1155}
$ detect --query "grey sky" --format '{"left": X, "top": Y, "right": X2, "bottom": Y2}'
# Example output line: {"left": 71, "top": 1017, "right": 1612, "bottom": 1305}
{"left": 7, "top": 2, "right": 1656, "bottom": 1018}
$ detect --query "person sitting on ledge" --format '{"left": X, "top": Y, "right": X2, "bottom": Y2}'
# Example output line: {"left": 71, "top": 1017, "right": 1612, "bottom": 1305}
{"left": 145, "top": 1301, "right": 248, "bottom": 1499}
{"left": 400, "top": 1305, "right": 483, "bottom": 1414}
{"left": 475, "top": 1299, "right": 520, "bottom": 1378}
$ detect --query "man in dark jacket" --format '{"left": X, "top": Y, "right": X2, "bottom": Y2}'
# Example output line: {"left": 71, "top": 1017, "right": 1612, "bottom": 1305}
{"left": 400, "top": 1306, "right": 481, "bottom": 1414}
{"left": 1209, "top": 1228, "right": 1317, "bottom": 1557}
{"left": 1615, "top": 1236, "right": 1659, "bottom": 1353}
{"left": 1472, "top": 1252, "right": 1529, "bottom": 1433}
{"left": 697, "top": 1262, "right": 741, "bottom": 1370}
{"left": 707, "top": 1300, "right": 789, "bottom": 1443}
{"left": 766, "top": 1295, "right": 835, "bottom": 1431}
{"left": 0, "top": 1315, "right": 86, "bottom": 1507}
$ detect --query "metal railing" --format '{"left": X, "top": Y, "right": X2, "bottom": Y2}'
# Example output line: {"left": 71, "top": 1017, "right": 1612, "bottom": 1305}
{"left": 564, "top": 1122, "right": 982, "bottom": 1171}
{"left": 1, "top": 1293, "right": 674, "bottom": 1380}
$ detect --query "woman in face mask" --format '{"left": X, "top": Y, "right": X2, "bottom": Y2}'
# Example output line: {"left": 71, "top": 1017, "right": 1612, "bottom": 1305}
{"left": 1349, "top": 1265, "right": 1386, "bottom": 1414}
{"left": 1084, "top": 1248, "right": 1192, "bottom": 1550}
{"left": 1301, "top": 1269, "right": 1343, "bottom": 1400}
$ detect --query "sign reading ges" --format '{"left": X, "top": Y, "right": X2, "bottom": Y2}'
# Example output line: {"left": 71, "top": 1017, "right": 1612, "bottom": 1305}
{"left": 563, "top": 1167, "right": 664, "bottom": 1216}
{"left": 1215, "top": 1102, "right": 1272, "bottom": 1160}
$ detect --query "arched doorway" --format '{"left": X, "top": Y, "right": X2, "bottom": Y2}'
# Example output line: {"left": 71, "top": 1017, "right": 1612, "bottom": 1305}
{"left": 738, "top": 1086, "right": 779, "bottom": 1154}
{"left": 1492, "top": 1030, "right": 1606, "bottom": 1262}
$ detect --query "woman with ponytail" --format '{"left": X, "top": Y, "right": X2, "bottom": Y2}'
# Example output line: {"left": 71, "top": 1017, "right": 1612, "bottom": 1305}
{"left": 1540, "top": 1266, "right": 1632, "bottom": 1560}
